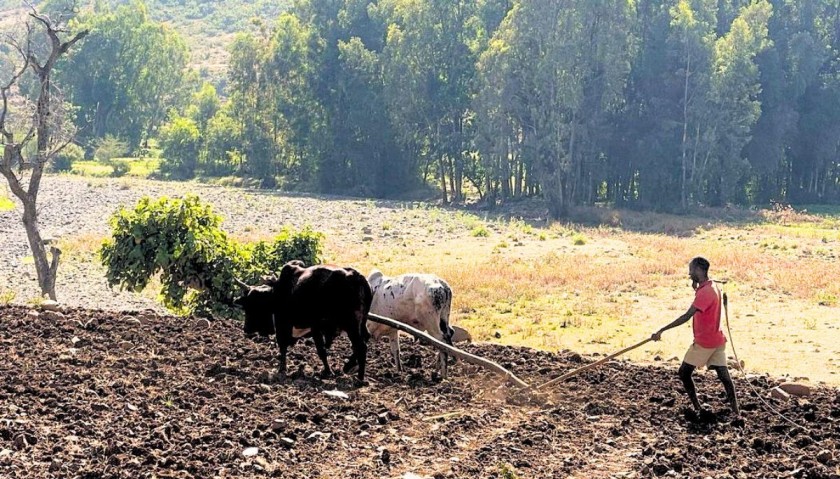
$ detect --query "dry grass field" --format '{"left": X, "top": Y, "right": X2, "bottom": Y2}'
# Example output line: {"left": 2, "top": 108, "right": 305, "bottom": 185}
{"left": 2, "top": 176, "right": 838, "bottom": 387}
{"left": 324, "top": 205, "right": 840, "bottom": 386}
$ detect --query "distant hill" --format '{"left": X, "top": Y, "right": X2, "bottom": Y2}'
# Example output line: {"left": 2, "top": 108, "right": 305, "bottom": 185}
{"left": 0, "top": 0, "right": 292, "bottom": 87}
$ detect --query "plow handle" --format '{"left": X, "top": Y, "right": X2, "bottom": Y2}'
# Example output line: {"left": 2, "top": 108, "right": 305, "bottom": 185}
{"left": 535, "top": 337, "right": 652, "bottom": 391}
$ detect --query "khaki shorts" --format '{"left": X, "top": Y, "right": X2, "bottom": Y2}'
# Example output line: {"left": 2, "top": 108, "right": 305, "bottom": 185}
{"left": 683, "top": 343, "right": 727, "bottom": 368}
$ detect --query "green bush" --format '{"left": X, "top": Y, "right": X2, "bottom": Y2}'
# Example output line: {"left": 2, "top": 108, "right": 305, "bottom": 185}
{"left": 50, "top": 143, "right": 85, "bottom": 172}
{"left": 99, "top": 195, "right": 322, "bottom": 317}
{"left": 109, "top": 159, "right": 131, "bottom": 177}
{"left": 95, "top": 135, "right": 129, "bottom": 163}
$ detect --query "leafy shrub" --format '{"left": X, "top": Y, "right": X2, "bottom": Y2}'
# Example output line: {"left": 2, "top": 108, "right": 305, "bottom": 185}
{"left": 159, "top": 116, "right": 201, "bottom": 179}
{"left": 471, "top": 225, "right": 490, "bottom": 237}
{"left": 99, "top": 195, "right": 322, "bottom": 317}
{"left": 95, "top": 135, "right": 129, "bottom": 163}
{"left": 50, "top": 143, "right": 85, "bottom": 172}
{"left": 109, "top": 159, "right": 131, "bottom": 177}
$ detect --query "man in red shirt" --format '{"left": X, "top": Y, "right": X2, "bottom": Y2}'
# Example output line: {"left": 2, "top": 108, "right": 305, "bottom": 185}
{"left": 652, "top": 257, "right": 739, "bottom": 416}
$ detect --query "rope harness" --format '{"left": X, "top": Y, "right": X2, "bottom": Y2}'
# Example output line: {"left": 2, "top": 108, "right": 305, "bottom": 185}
{"left": 718, "top": 281, "right": 806, "bottom": 430}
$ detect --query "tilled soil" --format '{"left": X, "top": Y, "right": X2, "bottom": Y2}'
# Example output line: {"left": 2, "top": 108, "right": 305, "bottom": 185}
{"left": 1, "top": 305, "right": 838, "bottom": 479}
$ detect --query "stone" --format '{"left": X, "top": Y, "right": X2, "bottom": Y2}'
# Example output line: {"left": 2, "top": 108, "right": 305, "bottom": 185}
{"left": 123, "top": 316, "right": 142, "bottom": 326}
{"left": 40, "top": 300, "right": 61, "bottom": 311}
{"left": 193, "top": 318, "right": 211, "bottom": 330}
{"left": 242, "top": 447, "right": 259, "bottom": 457}
{"left": 770, "top": 387, "right": 790, "bottom": 401}
{"left": 778, "top": 382, "right": 812, "bottom": 397}
{"left": 452, "top": 325, "right": 472, "bottom": 343}
{"left": 41, "top": 310, "right": 66, "bottom": 321}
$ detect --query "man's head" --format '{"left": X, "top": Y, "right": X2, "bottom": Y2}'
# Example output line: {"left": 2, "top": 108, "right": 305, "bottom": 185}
{"left": 689, "top": 257, "right": 710, "bottom": 285}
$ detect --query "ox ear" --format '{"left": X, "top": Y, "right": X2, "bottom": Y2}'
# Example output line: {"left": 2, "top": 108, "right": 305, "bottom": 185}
{"left": 368, "top": 269, "right": 383, "bottom": 286}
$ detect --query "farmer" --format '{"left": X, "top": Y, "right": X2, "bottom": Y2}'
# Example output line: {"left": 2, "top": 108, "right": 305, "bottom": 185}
{"left": 651, "top": 257, "right": 739, "bottom": 416}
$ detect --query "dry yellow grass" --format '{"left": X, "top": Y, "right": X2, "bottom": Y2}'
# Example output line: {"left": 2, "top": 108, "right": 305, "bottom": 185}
{"left": 57, "top": 199, "right": 840, "bottom": 385}
{"left": 329, "top": 211, "right": 840, "bottom": 386}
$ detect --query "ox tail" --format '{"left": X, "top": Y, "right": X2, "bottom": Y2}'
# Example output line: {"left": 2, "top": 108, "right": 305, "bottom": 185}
{"left": 356, "top": 271, "right": 373, "bottom": 343}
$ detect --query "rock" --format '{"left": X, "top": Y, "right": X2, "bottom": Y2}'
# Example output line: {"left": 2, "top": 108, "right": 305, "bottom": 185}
{"left": 323, "top": 390, "right": 349, "bottom": 400}
{"left": 118, "top": 341, "right": 133, "bottom": 351}
{"left": 123, "top": 316, "right": 142, "bottom": 326}
{"left": 26, "top": 310, "right": 40, "bottom": 319}
{"left": 494, "top": 331, "right": 501, "bottom": 339}
{"left": 40, "top": 300, "right": 61, "bottom": 311}
{"left": 362, "top": 235, "right": 374, "bottom": 242}
{"left": 270, "top": 419, "right": 285, "bottom": 433}
{"left": 380, "top": 448, "right": 391, "bottom": 464}
{"left": 770, "top": 387, "right": 790, "bottom": 401}
{"left": 70, "top": 336, "right": 89, "bottom": 347}
{"left": 778, "top": 382, "right": 812, "bottom": 397}
{"left": 728, "top": 359, "right": 745, "bottom": 369}
{"left": 242, "top": 447, "right": 259, "bottom": 457}
{"left": 402, "top": 474, "right": 433, "bottom": 479}
{"left": 279, "top": 437, "right": 295, "bottom": 448}
{"left": 193, "top": 318, "right": 211, "bottom": 330}
{"left": 452, "top": 325, "right": 472, "bottom": 343}
{"left": 41, "top": 310, "right": 66, "bottom": 321}
{"left": 362, "top": 226, "right": 372, "bottom": 234}
{"left": 816, "top": 450, "right": 833, "bottom": 465}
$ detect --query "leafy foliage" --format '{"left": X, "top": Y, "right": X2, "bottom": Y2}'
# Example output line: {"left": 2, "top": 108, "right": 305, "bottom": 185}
{"left": 159, "top": 116, "right": 201, "bottom": 179}
{"left": 99, "top": 195, "right": 322, "bottom": 317}
{"left": 49, "top": 143, "right": 85, "bottom": 173}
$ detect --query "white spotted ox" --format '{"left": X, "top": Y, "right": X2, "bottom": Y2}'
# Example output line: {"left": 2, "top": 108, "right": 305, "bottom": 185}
{"left": 367, "top": 270, "right": 455, "bottom": 377}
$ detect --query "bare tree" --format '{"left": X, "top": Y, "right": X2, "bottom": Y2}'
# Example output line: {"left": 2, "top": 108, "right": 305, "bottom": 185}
{"left": 0, "top": 5, "right": 87, "bottom": 300}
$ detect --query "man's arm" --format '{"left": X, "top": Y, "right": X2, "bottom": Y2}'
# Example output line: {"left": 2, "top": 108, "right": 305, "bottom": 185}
{"left": 651, "top": 306, "right": 697, "bottom": 341}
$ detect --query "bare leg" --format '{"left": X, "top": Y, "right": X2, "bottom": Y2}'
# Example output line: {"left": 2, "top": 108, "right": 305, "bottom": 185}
{"left": 711, "top": 365, "right": 739, "bottom": 415}
{"left": 679, "top": 362, "right": 701, "bottom": 411}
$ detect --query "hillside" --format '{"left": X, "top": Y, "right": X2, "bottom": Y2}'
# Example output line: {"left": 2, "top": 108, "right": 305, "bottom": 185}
{"left": 0, "top": 0, "right": 291, "bottom": 84}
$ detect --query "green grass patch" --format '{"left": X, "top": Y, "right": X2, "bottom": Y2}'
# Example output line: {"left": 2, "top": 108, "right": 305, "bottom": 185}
{"left": 0, "top": 289, "right": 15, "bottom": 305}
{"left": 471, "top": 225, "right": 490, "bottom": 237}
{"left": 572, "top": 233, "right": 587, "bottom": 245}
{"left": 71, "top": 158, "right": 160, "bottom": 178}
{"left": 0, "top": 193, "right": 14, "bottom": 212}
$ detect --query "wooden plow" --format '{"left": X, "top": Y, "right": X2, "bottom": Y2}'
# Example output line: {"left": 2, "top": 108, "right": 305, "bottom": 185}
{"left": 533, "top": 338, "right": 652, "bottom": 390}
{"left": 367, "top": 313, "right": 655, "bottom": 397}
{"left": 367, "top": 313, "right": 530, "bottom": 389}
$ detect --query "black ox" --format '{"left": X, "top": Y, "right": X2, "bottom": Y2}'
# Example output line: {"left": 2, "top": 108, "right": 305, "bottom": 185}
{"left": 235, "top": 261, "right": 373, "bottom": 384}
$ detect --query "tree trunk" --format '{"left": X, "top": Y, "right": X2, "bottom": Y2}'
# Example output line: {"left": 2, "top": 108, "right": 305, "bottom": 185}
{"left": 22, "top": 202, "right": 60, "bottom": 299}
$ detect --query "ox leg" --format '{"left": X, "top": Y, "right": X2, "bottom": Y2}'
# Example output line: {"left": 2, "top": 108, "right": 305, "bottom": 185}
{"left": 346, "top": 327, "right": 368, "bottom": 385}
{"left": 276, "top": 324, "right": 293, "bottom": 382}
{"left": 311, "top": 330, "right": 334, "bottom": 378}
{"left": 390, "top": 329, "right": 402, "bottom": 372}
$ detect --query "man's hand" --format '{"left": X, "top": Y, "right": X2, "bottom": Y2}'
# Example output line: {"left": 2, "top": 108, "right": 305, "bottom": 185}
{"left": 651, "top": 331, "right": 662, "bottom": 341}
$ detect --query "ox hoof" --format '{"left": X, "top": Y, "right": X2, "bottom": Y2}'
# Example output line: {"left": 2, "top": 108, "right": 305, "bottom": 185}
{"left": 353, "top": 378, "right": 369, "bottom": 388}
{"left": 342, "top": 362, "right": 359, "bottom": 374}
{"left": 319, "top": 368, "right": 335, "bottom": 379}
{"left": 276, "top": 371, "right": 288, "bottom": 383}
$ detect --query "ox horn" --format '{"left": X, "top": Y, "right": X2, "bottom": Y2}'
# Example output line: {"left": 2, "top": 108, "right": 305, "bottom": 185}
{"left": 234, "top": 278, "right": 251, "bottom": 290}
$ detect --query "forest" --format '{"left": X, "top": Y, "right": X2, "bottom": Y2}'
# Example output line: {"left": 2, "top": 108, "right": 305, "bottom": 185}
{"left": 2, "top": 0, "right": 840, "bottom": 216}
